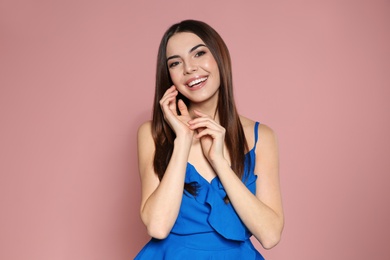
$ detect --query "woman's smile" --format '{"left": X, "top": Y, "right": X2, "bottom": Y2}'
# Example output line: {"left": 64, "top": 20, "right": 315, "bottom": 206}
{"left": 186, "top": 76, "right": 208, "bottom": 89}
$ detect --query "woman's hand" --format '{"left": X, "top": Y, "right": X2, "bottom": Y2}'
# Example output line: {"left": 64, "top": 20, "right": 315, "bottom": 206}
{"left": 159, "top": 86, "right": 193, "bottom": 138}
{"left": 188, "top": 110, "right": 227, "bottom": 165}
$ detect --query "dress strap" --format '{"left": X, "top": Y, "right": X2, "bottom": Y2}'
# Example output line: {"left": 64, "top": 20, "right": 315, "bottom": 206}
{"left": 253, "top": 122, "right": 260, "bottom": 150}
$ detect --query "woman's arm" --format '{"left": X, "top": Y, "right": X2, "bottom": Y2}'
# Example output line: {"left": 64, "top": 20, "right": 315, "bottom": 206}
{"left": 214, "top": 124, "right": 283, "bottom": 249}
{"left": 138, "top": 86, "right": 194, "bottom": 239}
{"left": 138, "top": 122, "right": 192, "bottom": 239}
{"left": 189, "top": 114, "right": 283, "bottom": 249}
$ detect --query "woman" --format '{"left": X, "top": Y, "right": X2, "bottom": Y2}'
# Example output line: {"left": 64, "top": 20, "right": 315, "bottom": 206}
{"left": 135, "top": 20, "right": 283, "bottom": 259}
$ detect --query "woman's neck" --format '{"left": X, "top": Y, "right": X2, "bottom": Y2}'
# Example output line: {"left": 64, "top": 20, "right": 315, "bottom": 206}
{"left": 189, "top": 100, "right": 219, "bottom": 121}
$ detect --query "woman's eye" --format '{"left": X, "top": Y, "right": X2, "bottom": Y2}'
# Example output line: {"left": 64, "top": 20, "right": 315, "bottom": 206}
{"left": 195, "top": 51, "right": 206, "bottom": 57}
{"left": 168, "top": 61, "right": 179, "bottom": 68}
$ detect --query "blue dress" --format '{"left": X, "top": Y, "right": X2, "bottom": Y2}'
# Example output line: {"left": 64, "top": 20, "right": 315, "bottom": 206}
{"left": 135, "top": 122, "right": 264, "bottom": 259}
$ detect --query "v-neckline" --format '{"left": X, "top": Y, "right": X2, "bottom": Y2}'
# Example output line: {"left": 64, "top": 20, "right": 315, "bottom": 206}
{"left": 186, "top": 147, "right": 255, "bottom": 185}
{"left": 187, "top": 162, "right": 217, "bottom": 184}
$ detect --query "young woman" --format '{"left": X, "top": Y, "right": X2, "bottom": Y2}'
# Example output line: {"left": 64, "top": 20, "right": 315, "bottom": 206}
{"left": 135, "top": 20, "right": 283, "bottom": 259}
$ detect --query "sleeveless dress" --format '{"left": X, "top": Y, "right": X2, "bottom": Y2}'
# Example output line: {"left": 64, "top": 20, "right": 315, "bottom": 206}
{"left": 135, "top": 122, "right": 264, "bottom": 260}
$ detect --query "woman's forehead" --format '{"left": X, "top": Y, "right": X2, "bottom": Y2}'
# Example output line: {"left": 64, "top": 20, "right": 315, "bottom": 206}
{"left": 166, "top": 32, "right": 205, "bottom": 57}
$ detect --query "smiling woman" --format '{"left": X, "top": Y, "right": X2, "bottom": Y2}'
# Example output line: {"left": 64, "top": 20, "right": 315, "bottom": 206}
{"left": 134, "top": 20, "right": 284, "bottom": 259}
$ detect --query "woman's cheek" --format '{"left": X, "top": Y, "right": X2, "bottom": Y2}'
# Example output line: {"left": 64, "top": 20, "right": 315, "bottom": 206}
{"left": 169, "top": 73, "right": 181, "bottom": 87}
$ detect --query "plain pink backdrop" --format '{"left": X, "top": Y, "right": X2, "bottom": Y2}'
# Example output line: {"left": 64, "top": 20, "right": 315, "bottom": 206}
{"left": 1, "top": 0, "right": 389, "bottom": 259}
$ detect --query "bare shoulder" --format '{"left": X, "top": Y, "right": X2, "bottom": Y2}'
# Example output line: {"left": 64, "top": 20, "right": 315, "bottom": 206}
{"left": 137, "top": 120, "right": 156, "bottom": 178}
{"left": 258, "top": 124, "right": 277, "bottom": 143}
{"left": 256, "top": 123, "right": 278, "bottom": 156}
{"left": 138, "top": 120, "right": 155, "bottom": 145}
{"left": 138, "top": 120, "right": 152, "bottom": 137}
{"left": 239, "top": 115, "right": 256, "bottom": 135}
{"left": 137, "top": 121, "right": 155, "bottom": 155}
{"left": 239, "top": 115, "right": 278, "bottom": 150}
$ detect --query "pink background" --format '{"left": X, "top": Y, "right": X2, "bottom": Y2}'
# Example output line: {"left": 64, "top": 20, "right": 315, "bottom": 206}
{"left": 1, "top": 0, "right": 389, "bottom": 259}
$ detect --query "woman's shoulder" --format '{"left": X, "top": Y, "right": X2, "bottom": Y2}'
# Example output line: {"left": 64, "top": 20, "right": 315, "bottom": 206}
{"left": 239, "top": 115, "right": 277, "bottom": 148}
{"left": 138, "top": 120, "right": 152, "bottom": 132}
{"left": 137, "top": 120, "right": 153, "bottom": 141}
{"left": 239, "top": 115, "right": 256, "bottom": 130}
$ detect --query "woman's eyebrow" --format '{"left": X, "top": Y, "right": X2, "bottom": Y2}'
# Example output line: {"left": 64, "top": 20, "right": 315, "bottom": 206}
{"left": 166, "top": 44, "right": 207, "bottom": 62}
{"left": 189, "top": 44, "right": 206, "bottom": 53}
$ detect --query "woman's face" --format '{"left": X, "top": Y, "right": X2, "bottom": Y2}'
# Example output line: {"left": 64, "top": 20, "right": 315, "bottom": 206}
{"left": 166, "top": 32, "right": 220, "bottom": 105}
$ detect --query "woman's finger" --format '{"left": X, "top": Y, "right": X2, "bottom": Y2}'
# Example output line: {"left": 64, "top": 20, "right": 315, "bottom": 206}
{"left": 160, "top": 90, "right": 178, "bottom": 116}
{"left": 189, "top": 117, "right": 223, "bottom": 132}
{"left": 177, "top": 99, "right": 189, "bottom": 117}
{"left": 195, "top": 128, "right": 224, "bottom": 139}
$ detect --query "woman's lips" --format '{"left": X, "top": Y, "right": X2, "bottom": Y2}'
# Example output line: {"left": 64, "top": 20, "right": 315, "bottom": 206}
{"left": 185, "top": 76, "right": 208, "bottom": 89}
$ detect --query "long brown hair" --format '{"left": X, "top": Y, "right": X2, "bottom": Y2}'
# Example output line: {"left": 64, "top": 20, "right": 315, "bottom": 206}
{"left": 152, "top": 20, "right": 248, "bottom": 195}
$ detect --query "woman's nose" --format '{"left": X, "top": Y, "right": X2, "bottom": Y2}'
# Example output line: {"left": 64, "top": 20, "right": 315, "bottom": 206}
{"left": 184, "top": 61, "right": 197, "bottom": 74}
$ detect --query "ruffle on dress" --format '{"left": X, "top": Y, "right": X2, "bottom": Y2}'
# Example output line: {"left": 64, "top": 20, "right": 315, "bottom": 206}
{"left": 176, "top": 152, "right": 258, "bottom": 241}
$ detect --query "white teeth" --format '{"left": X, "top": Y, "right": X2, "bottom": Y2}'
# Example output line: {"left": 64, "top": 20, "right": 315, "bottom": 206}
{"left": 188, "top": 77, "right": 207, "bottom": 87}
